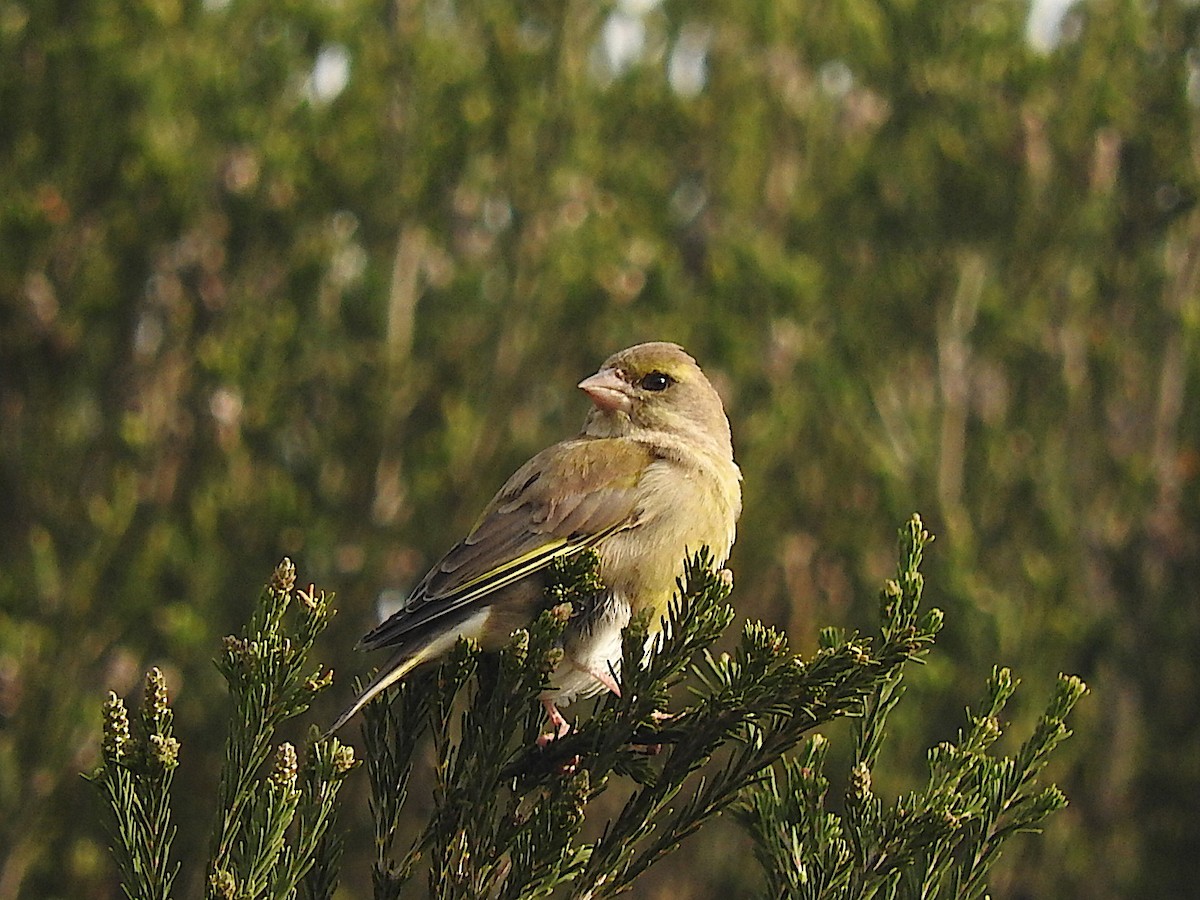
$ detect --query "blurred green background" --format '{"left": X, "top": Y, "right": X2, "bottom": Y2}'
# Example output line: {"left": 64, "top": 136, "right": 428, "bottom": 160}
{"left": 2, "top": 0, "right": 1198, "bottom": 896}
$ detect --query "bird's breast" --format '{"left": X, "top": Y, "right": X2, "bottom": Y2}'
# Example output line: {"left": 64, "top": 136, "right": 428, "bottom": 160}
{"left": 596, "top": 455, "right": 738, "bottom": 618}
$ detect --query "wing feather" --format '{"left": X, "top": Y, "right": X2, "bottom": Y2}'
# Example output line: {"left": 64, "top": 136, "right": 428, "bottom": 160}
{"left": 358, "top": 437, "right": 652, "bottom": 651}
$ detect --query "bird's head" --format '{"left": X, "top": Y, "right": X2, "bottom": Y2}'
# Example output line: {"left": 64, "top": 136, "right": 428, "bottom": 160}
{"left": 578, "top": 342, "right": 733, "bottom": 457}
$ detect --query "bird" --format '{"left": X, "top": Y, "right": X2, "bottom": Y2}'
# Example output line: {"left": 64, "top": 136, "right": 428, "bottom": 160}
{"left": 328, "top": 341, "right": 741, "bottom": 740}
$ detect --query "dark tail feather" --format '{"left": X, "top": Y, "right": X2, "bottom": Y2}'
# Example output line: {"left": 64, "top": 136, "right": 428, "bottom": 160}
{"left": 325, "top": 647, "right": 427, "bottom": 736}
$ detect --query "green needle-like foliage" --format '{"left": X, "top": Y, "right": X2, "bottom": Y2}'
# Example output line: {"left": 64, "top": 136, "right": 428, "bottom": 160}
{"left": 86, "top": 667, "right": 181, "bottom": 900}
{"left": 207, "top": 559, "right": 358, "bottom": 900}
{"left": 90, "top": 519, "right": 1082, "bottom": 898}
{"left": 358, "top": 514, "right": 1038, "bottom": 899}
{"left": 736, "top": 519, "right": 1087, "bottom": 899}
{"left": 90, "top": 560, "right": 357, "bottom": 900}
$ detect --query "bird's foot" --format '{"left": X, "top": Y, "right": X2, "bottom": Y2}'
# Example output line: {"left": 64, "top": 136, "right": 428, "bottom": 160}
{"left": 537, "top": 699, "right": 573, "bottom": 748}
{"left": 630, "top": 708, "right": 673, "bottom": 754}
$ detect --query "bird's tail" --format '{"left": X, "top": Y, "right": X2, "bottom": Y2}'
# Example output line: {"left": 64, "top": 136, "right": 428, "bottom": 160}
{"left": 325, "top": 647, "right": 428, "bottom": 736}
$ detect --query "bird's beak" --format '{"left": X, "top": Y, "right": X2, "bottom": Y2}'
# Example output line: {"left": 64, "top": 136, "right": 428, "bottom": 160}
{"left": 578, "top": 368, "right": 632, "bottom": 414}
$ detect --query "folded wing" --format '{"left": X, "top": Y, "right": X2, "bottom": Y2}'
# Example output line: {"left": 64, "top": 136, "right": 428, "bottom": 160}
{"left": 357, "top": 436, "right": 654, "bottom": 651}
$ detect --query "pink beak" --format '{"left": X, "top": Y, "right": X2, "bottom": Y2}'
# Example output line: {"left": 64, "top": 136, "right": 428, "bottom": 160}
{"left": 578, "top": 368, "right": 632, "bottom": 414}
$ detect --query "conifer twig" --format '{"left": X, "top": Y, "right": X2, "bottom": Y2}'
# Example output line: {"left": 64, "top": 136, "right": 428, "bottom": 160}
{"left": 86, "top": 667, "right": 181, "bottom": 900}
{"left": 736, "top": 516, "right": 1087, "bottom": 898}
{"left": 361, "top": 517, "right": 962, "bottom": 898}
{"left": 207, "top": 562, "right": 354, "bottom": 899}
{"left": 89, "top": 559, "right": 355, "bottom": 900}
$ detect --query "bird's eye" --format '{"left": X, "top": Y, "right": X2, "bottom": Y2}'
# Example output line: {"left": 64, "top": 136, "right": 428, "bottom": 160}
{"left": 640, "top": 371, "right": 673, "bottom": 392}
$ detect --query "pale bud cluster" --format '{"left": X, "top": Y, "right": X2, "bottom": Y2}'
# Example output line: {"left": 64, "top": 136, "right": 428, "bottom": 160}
{"left": 270, "top": 742, "right": 299, "bottom": 790}
{"left": 101, "top": 691, "right": 131, "bottom": 763}
{"left": 271, "top": 557, "right": 297, "bottom": 594}
{"left": 331, "top": 743, "right": 356, "bottom": 774}
{"left": 210, "top": 868, "right": 237, "bottom": 899}
{"left": 849, "top": 761, "right": 872, "bottom": 800}
{"left": 148, "top": 732, "right": 181, "bottom": 770}
{"left": 142, "top": 666, "right": 169, "bottom": 729}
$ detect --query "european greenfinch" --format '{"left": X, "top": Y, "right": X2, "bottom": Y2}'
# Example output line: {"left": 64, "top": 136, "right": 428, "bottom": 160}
{"left": 329, "top": 341, "right": 741, "bottom": 740}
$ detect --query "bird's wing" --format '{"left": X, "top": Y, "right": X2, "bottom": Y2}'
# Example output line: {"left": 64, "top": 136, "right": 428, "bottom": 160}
{"left": 357, "top": 436, "right": 653, "bottom": 650}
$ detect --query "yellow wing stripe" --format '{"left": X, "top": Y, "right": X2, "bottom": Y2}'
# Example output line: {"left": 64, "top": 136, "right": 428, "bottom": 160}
{"left": 440, "top": 522, "right": 620, "bottom": 606}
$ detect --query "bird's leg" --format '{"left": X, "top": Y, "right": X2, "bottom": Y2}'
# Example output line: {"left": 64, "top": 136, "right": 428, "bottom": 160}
{"left": 537, "top": 663, "right": 621, "bottom": 750}
{"left": 537, "top": 699, "right": 573, "bottom": 748}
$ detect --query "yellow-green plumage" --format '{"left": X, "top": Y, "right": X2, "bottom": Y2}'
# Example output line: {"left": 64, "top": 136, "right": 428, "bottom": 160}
{"left": 329, "top": 342, "right": 741, "bottom": 738}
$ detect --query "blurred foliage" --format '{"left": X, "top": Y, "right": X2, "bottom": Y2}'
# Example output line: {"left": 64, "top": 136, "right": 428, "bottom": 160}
{"left": 1, "top": 0, "right": 1197, "bottom": 897}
